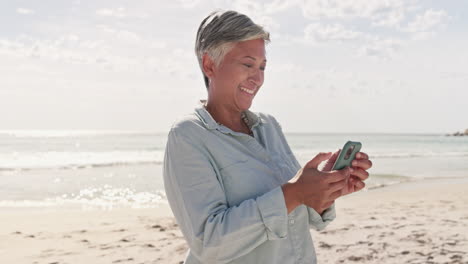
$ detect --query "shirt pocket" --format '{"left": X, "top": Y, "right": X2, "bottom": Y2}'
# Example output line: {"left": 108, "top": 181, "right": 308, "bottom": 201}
{"left": 218, "top": 157, "right": 249, "bottom": 171}
{"left": 219, "top": 158, "right": 277, "bottom": 207}
{"left": 270, "top": 151, "right": 299, "bottom": 182}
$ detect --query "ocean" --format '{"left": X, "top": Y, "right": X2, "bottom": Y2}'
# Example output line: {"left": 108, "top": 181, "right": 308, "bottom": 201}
{"left": 1, "top": 130, "right": 467, "bottom": 210}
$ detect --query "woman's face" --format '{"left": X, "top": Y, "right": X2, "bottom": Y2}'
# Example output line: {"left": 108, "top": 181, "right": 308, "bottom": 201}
{"left": 208, "top": 38, "right": 266, "bottom": 112}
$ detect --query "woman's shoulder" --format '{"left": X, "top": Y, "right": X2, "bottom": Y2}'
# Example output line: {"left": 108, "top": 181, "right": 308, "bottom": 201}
{"left": 170, "top": 113, "right": 207, "bottom": 136}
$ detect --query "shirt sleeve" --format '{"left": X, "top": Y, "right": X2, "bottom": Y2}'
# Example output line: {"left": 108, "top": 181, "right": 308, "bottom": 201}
{"left": 268, "top": 115, "right": 337, "bottom": 231}
{"left": 307, "top": 203, "right": 336, "bottom": 231}
{"left": 163, "top": 128, "right": 288, "bottom": 263}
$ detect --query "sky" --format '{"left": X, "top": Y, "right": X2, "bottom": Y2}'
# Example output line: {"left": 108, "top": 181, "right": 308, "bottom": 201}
{"left": 1, "top": 0, "right": 467, "bottom": 134}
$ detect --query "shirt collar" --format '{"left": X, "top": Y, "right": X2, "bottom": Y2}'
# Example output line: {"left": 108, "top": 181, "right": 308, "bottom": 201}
{"left": 195, "top": 100, "right": 266, "bottom": 131}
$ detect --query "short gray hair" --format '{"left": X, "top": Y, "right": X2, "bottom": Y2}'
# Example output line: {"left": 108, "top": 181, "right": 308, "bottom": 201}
{"left": 195, "top": 10, "right": 270, "bottom": 89}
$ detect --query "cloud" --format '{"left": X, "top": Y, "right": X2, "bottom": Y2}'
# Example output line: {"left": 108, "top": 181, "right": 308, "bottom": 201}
{"left": 301, "top": 0, "right": 408, "bottom": 21}
{"left": 304, "top": 23, "right": 362, "bottom": 43}
{"left": 0, "top": 35, "right": 113, "bottom": 69}
{"left": 177, "top": 0, "right": 201, "bottom": 8}
{"left": 149, "top": 48, "right": 198, "bottom": 78}
{"left": 269, "top": 62, "right": 305, "bottom": 74}
{"left": 405, "top": 9, "right": 448, "bottom": 33}
{"left": 372, "top": 8, "right": 406, "bottom": 28}
{"left": 16, "top": 8, "right": 35, "bottom": 15}
{"left": 96, "top": 25, "right": 142, "bottom": 43}
{"left": 96, "top": 7, "right": 127, "bottom": 18}
{"left": 230, "top": 0, "right": 284, "bottom": 32}
{"left": 293, "top": 1, "right": 450, "bottom": 58}
{"left": 1, "top": 32, "right": 192, "bottom": 80}
{"left": 359, "top": 37, "right": 403, "bottom": 59}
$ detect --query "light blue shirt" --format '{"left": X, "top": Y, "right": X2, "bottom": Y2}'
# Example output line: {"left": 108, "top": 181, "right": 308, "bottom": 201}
{"left": 163, "top": 103, "right": 336, "bottom": 264}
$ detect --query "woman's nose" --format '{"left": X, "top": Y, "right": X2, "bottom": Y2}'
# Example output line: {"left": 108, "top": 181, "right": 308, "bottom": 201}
{"left": 248, "top": 69, "right": 263, "bottom": 86}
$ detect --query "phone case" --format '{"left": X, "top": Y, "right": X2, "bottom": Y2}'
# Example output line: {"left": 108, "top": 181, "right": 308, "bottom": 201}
{"left": 332, "top": 141, "right": 362, "bottom": 170}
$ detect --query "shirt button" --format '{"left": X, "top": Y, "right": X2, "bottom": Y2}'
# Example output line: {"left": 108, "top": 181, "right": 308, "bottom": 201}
{"left": 289, "top": 219, "right": 295, "bottom": 224}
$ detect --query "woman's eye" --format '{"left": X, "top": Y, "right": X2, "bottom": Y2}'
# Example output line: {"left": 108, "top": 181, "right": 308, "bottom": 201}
{"left": 243, "top": 63, "right": 266, "bottom": 71}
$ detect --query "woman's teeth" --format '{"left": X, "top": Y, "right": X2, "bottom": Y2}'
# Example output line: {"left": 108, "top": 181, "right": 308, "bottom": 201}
{"left": 240, "top": 87, "right": 255, "bottom": 94}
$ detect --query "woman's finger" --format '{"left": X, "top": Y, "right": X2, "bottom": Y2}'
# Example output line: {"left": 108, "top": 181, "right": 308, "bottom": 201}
{"left": 356, "top": 152, "right": 369, "bottom": 160}
{"left": 305, "top": 152, "right": 332, "bottom": 169}
{"left": 353, "top": 180, "right": 365, "bottom": 191}
{"left": 352, "top": 159, "right": 372, "bottom": 170}
{"left": 350, "top": 168, "right": 369, "bottom": 181}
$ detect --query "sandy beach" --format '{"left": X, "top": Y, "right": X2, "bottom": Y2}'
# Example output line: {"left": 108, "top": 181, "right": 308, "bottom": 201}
{"left": 2, "top": 178, "right": 468, "bottom": 264}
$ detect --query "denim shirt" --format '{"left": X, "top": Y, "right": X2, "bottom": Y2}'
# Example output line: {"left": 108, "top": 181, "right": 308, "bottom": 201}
{"left": 163, "top": 103, "right": 336, "bottom": 264}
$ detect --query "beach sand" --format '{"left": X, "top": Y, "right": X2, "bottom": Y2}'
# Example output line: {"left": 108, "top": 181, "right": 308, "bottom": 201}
{"left": 2, "top": 178, "right": 467, "bottom": 264}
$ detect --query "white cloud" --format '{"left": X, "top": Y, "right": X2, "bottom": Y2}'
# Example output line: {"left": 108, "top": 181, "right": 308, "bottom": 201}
{"left": 231, "top": 0, "right": 282, "bottom": 32}
{"left": 0, "top": 36, "right": 112, "bottom": 69}
{"left": 96, "top": 7, "right": 127, "bottom": 18}
{"left": 262, "top": 0, "right": 300, "bottom": 14}
{"left": 96, "top": 25, "right": 141, "bottom": 43}
{"left": 301, "top": 0, "right": 409, "bottom": 21}
{"left": 405, "top": 9, "right": 448, "bottom": 33}
{"left": 269, "top": 62, "right": 305, "bottom": 74}
{"left": 177, "top": 0, "right": 201, "bottom": 8}
{"left": 304, "top": 23, "right": 362, "bottom": 43}
{"left": 16, "top": 8, "right": 35, "bottom": 15}
{"left": 372, "top": 8, "right": 406, "bottom": 28}
{"left": 359, "top": 37, "right": 403, "bottom": 59}
{"left": 149, "top": 48, "right": 198, "bottom": 78}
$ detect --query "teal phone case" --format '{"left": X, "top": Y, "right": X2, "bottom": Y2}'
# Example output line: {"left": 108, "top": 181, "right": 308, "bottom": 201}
{"left": 332, "top": 141, "right": 362, "bottom": 170}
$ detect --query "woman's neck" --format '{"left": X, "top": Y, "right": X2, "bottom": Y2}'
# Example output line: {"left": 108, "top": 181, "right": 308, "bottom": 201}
{"left": 204, "top": 101, "right": 251, "bottom": 135}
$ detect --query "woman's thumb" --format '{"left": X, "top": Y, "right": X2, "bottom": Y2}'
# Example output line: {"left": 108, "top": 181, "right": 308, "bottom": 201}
{"left": 305, "top": 152, "right": 332, "bottom": 169}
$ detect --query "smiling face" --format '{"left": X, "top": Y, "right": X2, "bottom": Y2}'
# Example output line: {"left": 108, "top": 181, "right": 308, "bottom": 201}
{"left": 204, "top": 38, "right": 266, "bottom": 112}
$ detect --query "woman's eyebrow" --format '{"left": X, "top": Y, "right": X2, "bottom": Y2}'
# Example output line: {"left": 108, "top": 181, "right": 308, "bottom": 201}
{"left": 242, "top": 56, "right": 267, "bottom": 63}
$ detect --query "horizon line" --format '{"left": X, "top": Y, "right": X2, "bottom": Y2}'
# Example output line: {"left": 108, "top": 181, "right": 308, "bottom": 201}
{"left": 0, "top": 129, "right": 460, "bottom": 136}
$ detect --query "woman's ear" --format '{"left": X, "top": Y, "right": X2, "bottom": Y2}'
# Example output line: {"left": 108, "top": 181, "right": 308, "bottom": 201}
{"left": 202, "top": 53, "right": 216, "bottom": 79}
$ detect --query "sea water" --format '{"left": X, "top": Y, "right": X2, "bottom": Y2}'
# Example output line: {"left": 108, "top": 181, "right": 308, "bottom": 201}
{"left": 1, "top": 131, "right": 467, "bottom": 210}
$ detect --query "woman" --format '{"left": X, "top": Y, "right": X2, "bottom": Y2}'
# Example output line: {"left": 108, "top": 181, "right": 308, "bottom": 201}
{"left": 163, "top": 10, "right": 372, "bottom": 264}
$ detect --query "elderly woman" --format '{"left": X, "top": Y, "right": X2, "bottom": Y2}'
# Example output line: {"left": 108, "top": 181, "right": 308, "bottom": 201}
{"left": 163, "top": 10, "right": 372, "bottom": 264}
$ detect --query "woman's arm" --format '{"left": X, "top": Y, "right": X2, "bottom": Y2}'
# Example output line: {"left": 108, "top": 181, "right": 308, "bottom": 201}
{"left": 269, "top": 115, "right": 338, "bottom": 231}
{"left": 163, "top": 128, "right": 289, "bottom": 263}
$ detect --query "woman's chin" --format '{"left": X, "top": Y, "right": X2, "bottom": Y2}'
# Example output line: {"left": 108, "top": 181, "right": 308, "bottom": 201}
{"left": 237, "top": 94, "right": 255, "bottom": 110}
{"left": 237, "top": 99, "right": 253, "bottom": 111}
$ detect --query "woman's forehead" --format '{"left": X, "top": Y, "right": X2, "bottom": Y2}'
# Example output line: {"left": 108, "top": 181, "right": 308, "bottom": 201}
{"left": 229, "top": 39, "right": 267, "bottom": 61}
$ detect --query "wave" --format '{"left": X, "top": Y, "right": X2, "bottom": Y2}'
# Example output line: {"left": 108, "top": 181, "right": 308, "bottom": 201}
{"left": 295, "top": 150, "right": 468, "bottom": 159}
{"left": 2, "top": 148, "right": 467, "bottom": 172}
{"left": 0, "top": 188, "right": 168, "bottom": 209}
{"left": 0, "top": 150, "right": 164, "bottom": 171}
{"left": 0, "top": 161, "right": 162, "bottom": 172}
{"left": 0, "top": 130, "right": 162, "bottom": 138}
{"left": 360, "top": 173, "right": 413, "bottom": 190}
{"left": 369, "top": 152, "right": 468, "bottom": 158}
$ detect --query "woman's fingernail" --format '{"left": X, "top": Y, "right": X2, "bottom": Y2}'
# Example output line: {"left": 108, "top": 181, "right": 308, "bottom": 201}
{"left": 352, "top": 160, "right": 357, "bottom": 166}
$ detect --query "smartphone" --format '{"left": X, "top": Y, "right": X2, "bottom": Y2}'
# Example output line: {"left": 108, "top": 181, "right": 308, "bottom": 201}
{"left": 332, "top": 141, "right": 362, "bottom": 170}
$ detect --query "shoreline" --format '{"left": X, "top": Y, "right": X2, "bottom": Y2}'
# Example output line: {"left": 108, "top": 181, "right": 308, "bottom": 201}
{"left": 2, "top": 177, "right": 468, "bottom": 263}
{"left": 2, "top": 174, "right": 468, "bottom": 211}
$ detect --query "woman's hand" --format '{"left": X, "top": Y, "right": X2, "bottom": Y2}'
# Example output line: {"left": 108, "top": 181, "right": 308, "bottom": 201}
{"left": 346, "top": 151, "right": 372, "bottom": 195}
{"left": 319, "top": 150, "right": 372, "bottom": 196}
{"left": 283, "top": 152, "right": 352, "bottom": 214}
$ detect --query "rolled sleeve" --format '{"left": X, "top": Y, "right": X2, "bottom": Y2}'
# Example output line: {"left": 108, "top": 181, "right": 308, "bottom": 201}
{"left": 307, "top": 203, "right": 336, "bottom": 231}
{"left": 256, "top": 186, "right": 288, "bottom": 240}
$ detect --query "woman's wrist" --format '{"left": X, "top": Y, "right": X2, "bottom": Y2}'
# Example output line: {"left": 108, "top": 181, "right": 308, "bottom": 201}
{"left": 281, "top": 182, "right": 303, "bottom": 214}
